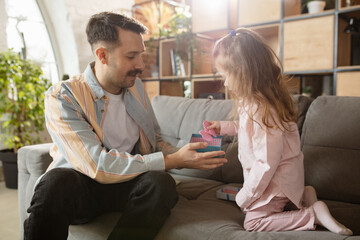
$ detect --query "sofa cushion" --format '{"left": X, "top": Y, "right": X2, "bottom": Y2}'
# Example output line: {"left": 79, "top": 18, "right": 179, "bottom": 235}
{"left": 324, "top": 199, "right": 360, "bottom": 236}
{"left": 156, "top": 181, "right": 358, "bottom": 239}
{"left": 301, "top": 96, "right": 360, "bottom": 204}
{"left": 68, "top": 213, "right": 121, "bottom": 240}
{"left": 293, "top": 94, "right": 313, "bottom": 136}
{"left": 177, "top": 98, "right": 235, "bottom": 141}
{"left": 221, "top": 142, "right": 244, "bottom": 183}
{"left": 171, "top": 174, "right": 224, "bottom": 200}
{"left": 152, "top": 96, "right": 194, "bottom": 140}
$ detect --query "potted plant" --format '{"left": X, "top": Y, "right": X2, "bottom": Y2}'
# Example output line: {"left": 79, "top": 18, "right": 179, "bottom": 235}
{"left": 0, "top": 49, "right": 50, "bottom": 188}
{"left": 304, "top": 0, "right": 332, "bottom": 14}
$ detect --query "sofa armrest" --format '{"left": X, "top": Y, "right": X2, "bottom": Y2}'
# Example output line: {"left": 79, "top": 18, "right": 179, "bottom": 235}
{"left": 18, "top": 143, "right": 52, "bottom": 238}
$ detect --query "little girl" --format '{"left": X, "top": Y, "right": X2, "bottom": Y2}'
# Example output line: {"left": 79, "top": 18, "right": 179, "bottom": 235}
{"left": 207, "top": 28, "right": 352, "bottom": 235}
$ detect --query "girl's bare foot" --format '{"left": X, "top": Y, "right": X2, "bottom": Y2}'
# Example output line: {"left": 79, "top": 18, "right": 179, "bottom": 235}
{"left": 312, "top": 201, "right": 353, "bottom": 236}
{"left": 302, "top": 186, "right": 317, "bottom": 207}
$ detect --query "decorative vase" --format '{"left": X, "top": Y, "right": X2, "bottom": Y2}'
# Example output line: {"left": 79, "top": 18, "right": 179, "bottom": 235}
{"left": 0, "top": 150, "right": 18, "bottom": 189}
{"left": 307, "top": 1, "right": 326, "bottom": 14}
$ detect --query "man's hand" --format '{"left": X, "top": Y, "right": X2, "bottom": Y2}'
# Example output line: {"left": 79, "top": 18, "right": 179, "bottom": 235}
{"left": 164, "top": 142, "right": 227, "bottom": 170}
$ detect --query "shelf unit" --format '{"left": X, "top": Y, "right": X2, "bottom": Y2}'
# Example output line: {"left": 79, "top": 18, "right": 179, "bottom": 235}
{"left": 133, "top": 0, "right": 220, "bottom": 101}
{"left": 134, "top": 0, "right": 360, "bottom": 100}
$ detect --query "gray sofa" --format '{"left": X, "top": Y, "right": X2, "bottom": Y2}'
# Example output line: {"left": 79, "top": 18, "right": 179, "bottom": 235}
{"left": 18, "top": 95, "right": 360, "bottom": 240}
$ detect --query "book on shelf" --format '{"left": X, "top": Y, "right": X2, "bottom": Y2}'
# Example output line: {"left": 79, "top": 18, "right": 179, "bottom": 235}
{"left": 170, "top": 49, "right": 176, "bottom": 76}
{"left": 170, "top": 49, "right": 186, "bottom": 77}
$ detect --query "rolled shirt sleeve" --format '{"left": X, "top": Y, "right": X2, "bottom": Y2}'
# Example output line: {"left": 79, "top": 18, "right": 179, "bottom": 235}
{"left": 220, "top": 121, "right": 239, "bottom": 136}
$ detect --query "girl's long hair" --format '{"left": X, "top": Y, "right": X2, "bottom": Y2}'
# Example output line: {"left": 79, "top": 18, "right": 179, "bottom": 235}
{"left": 213, "top": 28, "right": 296, "bottom": 131}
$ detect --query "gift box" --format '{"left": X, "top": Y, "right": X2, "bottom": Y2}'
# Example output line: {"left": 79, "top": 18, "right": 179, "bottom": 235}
{"left": 189, "top": 133, "right": 222, "bottom": 153}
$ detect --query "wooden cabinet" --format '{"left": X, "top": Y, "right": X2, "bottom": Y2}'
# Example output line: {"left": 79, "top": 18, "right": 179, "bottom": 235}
{"left": 134, "top": 0, "right": 360, "bottom": 99}
{"left": 192, "top": 77, "right": 226, "bottom": 99}
{"left": 238, "top": 0, "right": 281, "bottom": 26}
{"left": 191, "top": 0, "right": 237, "bottom": 38}
{"left": 192, "top": 0, "right": 231, "bottom": 33}
{"left": 283, "top": 15, "right": 334, "bottom": 72}
{"left": 336, "top": 71, "right": 360, "bottom": 96}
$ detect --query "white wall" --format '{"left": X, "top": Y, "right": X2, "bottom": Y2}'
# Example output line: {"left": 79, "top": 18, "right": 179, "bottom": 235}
{"left": 37, "top": 0, "right": 81, "bottom": 78}
{"left": 37, "top": 0, "right": 134, "bottom": 77}
{"left": 64, "top": 0, "right": 134, "bottom": 71}
{"left": 0, "top": 0, "right": 8, "bottom": 52}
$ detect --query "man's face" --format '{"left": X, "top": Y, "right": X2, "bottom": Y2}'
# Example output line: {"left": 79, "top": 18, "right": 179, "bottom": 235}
{"left": 104, "top": 28, "right": 145, "bottom": 94}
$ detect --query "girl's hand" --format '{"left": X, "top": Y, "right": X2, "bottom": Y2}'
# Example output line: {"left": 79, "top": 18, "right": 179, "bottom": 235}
{"left": 206, "top": 121, "right": 221, "bottom": 135}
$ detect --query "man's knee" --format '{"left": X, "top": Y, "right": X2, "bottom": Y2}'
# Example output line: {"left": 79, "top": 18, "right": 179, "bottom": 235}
{"left": 33, "top": 168, "right": 85, "bottom": 205}
{"left": 140, "top": 171, "right": 178, "bottom": 206}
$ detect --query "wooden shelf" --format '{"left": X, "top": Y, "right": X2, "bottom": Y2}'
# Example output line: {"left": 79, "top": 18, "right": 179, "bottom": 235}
{"left": 159, "top": 38, "right": 190, "bottom": 78}
{"left": 337, "top": 10, "right": 360, "bottom": 69}
{"left": 191, "top": 0, "right": 237, "bottom": 34}
{"left": 283, "top": 15, "right": 334, "bottom": 72}
{"left": 135, "top": 0, "right": 360, "bottom": 99}
{"left": 160, "top": 81, "right": 184, "bottom": 97}
{"left": 337, "top": 65, "right": 360, "bottom": 71}
{"left": 283, "top": 0, "right": 302, "bottom": 18}
{"left": 284, "top": 9, "right": 336, "bottom": 22}
{"left": 191, "top": 78, "right": 226, "bottom": 99}
{"left": 238, "top": 0, "right": 282, "bottom": 26}
{"left": 336, "top": 71, "right": 360, "bottom": 96}
{"left": 339, "top": 0, "right": 360, "bottom": 10}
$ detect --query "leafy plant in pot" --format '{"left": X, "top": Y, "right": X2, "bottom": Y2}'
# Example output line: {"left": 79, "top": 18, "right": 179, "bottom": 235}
{"left": 304, "top": 0, "right": 333, "bottom": 14}
{"left": 0, "top": 49, "right": 50, "bottom": 188}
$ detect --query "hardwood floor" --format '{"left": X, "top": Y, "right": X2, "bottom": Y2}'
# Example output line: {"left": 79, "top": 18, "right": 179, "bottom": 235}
{"left": 0, "top": 180, "right": 20, "bottom": 240}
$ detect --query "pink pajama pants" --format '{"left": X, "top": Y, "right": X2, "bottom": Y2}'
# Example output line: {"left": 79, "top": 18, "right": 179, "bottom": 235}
{"left": 244, "top": 197, "right": 316, "bottom": 232}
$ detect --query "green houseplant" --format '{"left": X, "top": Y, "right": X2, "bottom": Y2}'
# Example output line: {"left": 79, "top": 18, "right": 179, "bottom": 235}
{"left": 0, "top": 48, "right": 50, "bottom": 188}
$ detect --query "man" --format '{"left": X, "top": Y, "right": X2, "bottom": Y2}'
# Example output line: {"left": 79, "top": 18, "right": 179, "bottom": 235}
{"left": 24, "top": 12, "right": 227, "bottom": 240}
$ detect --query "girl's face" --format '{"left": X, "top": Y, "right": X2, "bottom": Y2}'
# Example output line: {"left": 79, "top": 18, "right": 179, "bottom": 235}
{"left": 215, "top": 54, "right": 232, "bottom": 90}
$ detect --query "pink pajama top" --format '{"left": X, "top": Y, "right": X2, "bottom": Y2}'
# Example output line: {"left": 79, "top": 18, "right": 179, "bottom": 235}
{"left": 220, "top": 104, "right": 304, "bottom": 212}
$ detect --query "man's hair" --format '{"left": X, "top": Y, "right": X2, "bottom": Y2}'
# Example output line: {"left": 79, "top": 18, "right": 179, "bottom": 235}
{"left": 86, "top": 12, "right": 148, "bottom": 50}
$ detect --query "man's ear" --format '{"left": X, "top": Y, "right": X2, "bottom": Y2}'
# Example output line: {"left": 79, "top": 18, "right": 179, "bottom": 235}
{"left": 95, "top": 47, "right": 108, "bottom": 64}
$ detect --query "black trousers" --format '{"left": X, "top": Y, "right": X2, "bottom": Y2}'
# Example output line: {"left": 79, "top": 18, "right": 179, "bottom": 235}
{"left": 24, "top": 168, "right": 178, "bottom": 240}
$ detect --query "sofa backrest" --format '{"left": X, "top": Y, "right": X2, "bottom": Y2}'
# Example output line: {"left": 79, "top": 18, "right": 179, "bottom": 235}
{"left": 152, "top": 96, "right": 236, "bottom": 180}
{"left": 152, "top": 96, "right": 235, "bottom": 142}
{"left": 301, "top": 96, "right": 360, "bottom": 204}
{"left": 152, "top": 95, "right": 313, "bottom": 183}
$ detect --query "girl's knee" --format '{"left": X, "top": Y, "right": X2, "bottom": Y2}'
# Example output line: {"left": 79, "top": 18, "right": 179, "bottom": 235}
{"left": 243, "top": 217, "right": 260, "bottom": 232}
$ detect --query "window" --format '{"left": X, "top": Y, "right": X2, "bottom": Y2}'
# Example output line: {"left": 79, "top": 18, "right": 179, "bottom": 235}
{"left": 5, "top": 0, "right": 59, "bottom": 84}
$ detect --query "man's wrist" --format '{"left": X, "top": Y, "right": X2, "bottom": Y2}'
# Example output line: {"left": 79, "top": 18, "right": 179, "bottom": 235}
{"left": 164, "top": 153, "right": 178, "bottom": 170}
